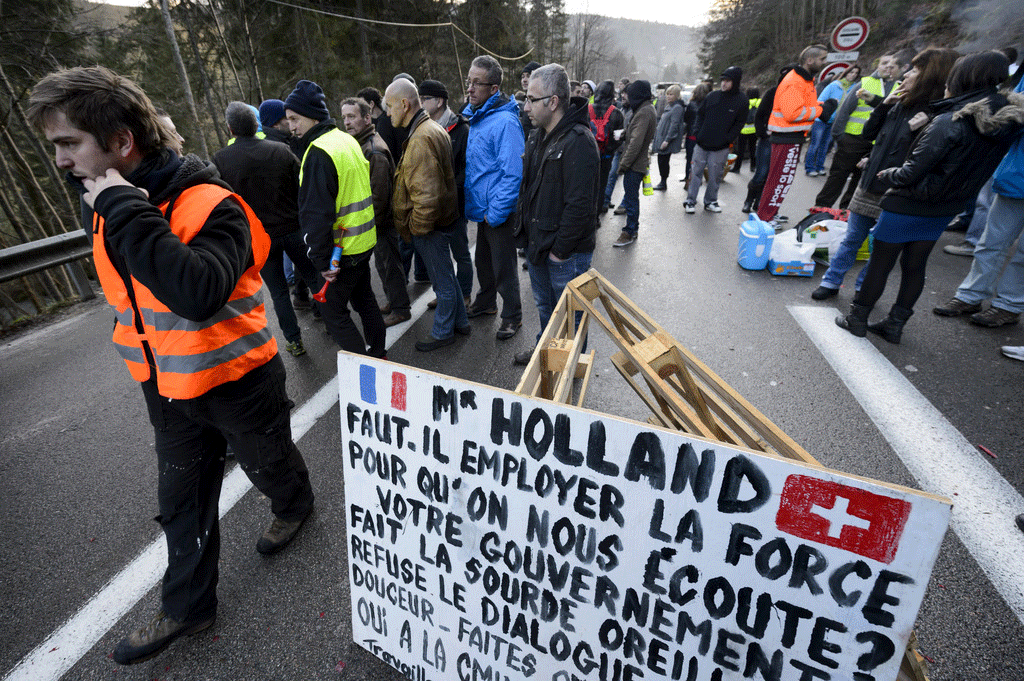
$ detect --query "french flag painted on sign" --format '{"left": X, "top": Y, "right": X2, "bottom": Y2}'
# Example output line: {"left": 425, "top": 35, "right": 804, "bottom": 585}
{"left": 775, "top": 474, "right": 911, "bottom": 564}
{"left": 358, "top": 364, "right": 407, "bottom": 411}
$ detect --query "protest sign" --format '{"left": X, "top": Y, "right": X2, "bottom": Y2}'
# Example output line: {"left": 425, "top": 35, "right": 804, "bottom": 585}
{"left": 339, "top": 354, "right": 950, "bottom": 681}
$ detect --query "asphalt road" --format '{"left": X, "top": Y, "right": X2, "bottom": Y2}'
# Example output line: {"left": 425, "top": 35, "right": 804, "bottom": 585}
{"left": 1, "top": 163, "right": 1021, "bottom": 681}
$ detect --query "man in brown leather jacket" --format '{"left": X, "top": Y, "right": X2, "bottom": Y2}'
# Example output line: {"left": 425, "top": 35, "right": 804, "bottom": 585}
{"left": 383, "top": 78, "right": 469, "bottom": 351}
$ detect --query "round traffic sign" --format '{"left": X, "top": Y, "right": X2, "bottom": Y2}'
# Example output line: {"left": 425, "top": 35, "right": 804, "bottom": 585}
{"left": 818, "top": 62, "right": 852, "bottom": 85}
{"left": 831, "top": 16, "right": 869, "bottom": 51}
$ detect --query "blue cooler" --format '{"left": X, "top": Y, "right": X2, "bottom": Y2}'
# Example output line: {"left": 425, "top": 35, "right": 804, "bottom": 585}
{"left": 738, "top": 214, "right": 774, "bottom": 270}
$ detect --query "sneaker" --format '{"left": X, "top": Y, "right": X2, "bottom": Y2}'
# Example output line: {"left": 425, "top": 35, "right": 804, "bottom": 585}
{"left": 932, "top": 297, "right": 982, "bottom": 317}
{"left": 427, "top": 297, "right": 438, "bottom": 309}
{"left": 943, "top": 241, "right": 975, "bottom": 257}
{"left": 416, "top": 334, "right": 456, "bottom": 351}
{"left": 684, "top": 201, "right": 696, "bottom": 214}
{"left": 292, "top": 296, "right": 310, "bottom": 310}
{"left": 612, "top": 231, "right": 636, "bottom": 247}
{"left": 1002, "top": 346, "right": 1024, "bottom": 362}
{"left": 970, "top": 307, "right": 1020, "bottom": 328}
{"left": 256, "top": 508, "right": 311, "bottom": 555}
{"left": 768, "top": 219, "right": 785, "bottom": 232}
{"left": 613, "top": 205, "right": 627, "bottom": 215}
{"left": 775, "top": 215, "right": 789, "bottom": 223}
{"left": 284, "top": 340, "right": 306, "bottom": 357}
{"left": 704, "top": 202, "right": 722, "bottom": 213}
{"left": 466, "top": 302, "right": 497, "bottom": 318}
{"left": 496, "top": 319, "right": 522, "bottom": 340}
{"left": 811, "top": 286, "right": 839, "bottom": 300}
{"left": 513, "top": 349, "right": 534, "bottom": 365}
{"left": 112, "top": 610, "right": 215, "bottom": 665}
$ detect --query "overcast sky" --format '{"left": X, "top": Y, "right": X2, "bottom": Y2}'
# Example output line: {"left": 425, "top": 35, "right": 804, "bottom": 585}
{"left": 564, "top": 0, "right": 710, "bottom": 27}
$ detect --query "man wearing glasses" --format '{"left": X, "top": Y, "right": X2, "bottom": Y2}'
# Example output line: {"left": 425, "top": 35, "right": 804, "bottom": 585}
{"left": 461, "top": 55, "right": 525, "bottom": 341}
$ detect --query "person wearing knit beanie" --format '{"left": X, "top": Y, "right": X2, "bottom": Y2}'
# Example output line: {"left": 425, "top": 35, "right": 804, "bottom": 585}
{"left": 418, "top": 79, "right": 449, "bottom": 101}
{"left": 582, "top": 79, "right": 597, "bottom": 98}
{"left": 259, "top": 99, "right": 286, "bottom": 128}
{"left": 284, "top": 80, "right": 330, "bottom": 123}
{"left": 521, "top": 61, "right": 542, "bottom": 91}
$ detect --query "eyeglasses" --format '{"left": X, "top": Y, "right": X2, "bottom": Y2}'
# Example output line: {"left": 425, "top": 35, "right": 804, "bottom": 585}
{"left": 466, "top": 80, "right": 495, "bottom": 90}
{"left": 525, "top": 94, "right": 554, "bottom": 105}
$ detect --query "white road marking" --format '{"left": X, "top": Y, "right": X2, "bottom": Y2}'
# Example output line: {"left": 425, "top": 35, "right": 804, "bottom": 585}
{"left": 789, "top": 305, "right": 1024, "bottom": 625}
{"left": 2, "top": 290, "right": 436, "bottom": 681}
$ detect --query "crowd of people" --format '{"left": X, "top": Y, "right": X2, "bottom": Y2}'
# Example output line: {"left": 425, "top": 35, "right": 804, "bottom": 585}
{"left": 22, "top": 38, "right": 1023, "bottom": 666}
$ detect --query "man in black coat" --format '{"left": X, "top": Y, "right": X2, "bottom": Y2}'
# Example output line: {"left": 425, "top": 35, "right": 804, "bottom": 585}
{"left": 213, "top": 102, "right": 321, "bottom": 357}
{"left": 684, "top": 66, "right": 749, "bottom": 213}
{"left": 514, "top": 63, "right": 599, "bottom": 364}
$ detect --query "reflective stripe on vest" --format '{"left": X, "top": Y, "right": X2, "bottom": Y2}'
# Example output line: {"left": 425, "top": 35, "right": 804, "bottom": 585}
{"left": 741, "top": 98, "right": 761, "bottom": 135}
{"left": 93, "top": 184, "right": 277, "bottom": 399}
{"left": 844, "top": 76, "right": 884, "bottom": 136}
{"left": 299, "top": 127, "right": 377, "bottom": 256}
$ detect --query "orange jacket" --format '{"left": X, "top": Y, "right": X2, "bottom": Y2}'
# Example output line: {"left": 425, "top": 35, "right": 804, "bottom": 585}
{"left": 93, "top": 184, "right": 277, "bottom": 399}
{"left": 769, "top": 68, "right": 823, "bottom": 135}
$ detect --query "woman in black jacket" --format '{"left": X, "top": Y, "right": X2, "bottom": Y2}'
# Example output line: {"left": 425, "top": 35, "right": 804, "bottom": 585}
{"left": 813, "top": 48, "right": 959, "bottom": 303}
{"left": 591, "top": 80, "right": 625, "bottom": 214}
{"left": 837, "top": 51, "right": 1024, "bottom": 343}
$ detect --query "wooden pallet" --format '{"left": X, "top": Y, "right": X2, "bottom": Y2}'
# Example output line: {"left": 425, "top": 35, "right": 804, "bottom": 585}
{"left": 514, "top": 268, "right": 929, "bottom": 681}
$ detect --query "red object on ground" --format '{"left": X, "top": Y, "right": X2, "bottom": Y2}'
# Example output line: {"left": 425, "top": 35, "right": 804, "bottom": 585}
{"left": 312, "top": 280, "right": 330, "bottom": 303}
{"left": 977, "top": 445, "right": 997, "bottom": 459}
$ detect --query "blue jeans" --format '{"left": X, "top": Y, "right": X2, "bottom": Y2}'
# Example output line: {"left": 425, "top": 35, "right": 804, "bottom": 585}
{"left": 621, "top": 169, "right": 643, "bottom": 234}
{"left": 526, "top": 251, "right": 593, "bottom": 340}
{"left": 957, "top": 194, "right": 1024, "bottom": 314}
{"left": 805, "top": 119, "right": 830, "bottom": 174}
{"left": 820, "top": 210, "right": 874, "bottom": 290}
{"left": 964, "top": 177, "right": 995, "bottom": 247}
{"left": 413, "top": 230, "right": 468, "bottom": 338}
{"left": 604, "top": 151, "right": 622, "bottom": 204}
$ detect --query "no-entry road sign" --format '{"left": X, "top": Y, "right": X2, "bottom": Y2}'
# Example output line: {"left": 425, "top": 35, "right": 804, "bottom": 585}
{"left": 831, "top": 16, "right": 870, "bottom": 52}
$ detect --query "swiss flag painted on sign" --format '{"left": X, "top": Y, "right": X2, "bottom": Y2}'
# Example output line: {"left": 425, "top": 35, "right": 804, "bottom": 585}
{"left": 776, "top": 475, "right": 911, "bottom": 564}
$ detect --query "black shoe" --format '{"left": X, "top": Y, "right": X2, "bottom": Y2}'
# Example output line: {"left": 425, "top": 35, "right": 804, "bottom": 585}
{"left": 466, "top": 302, "right": 497, "bottom": 318}
{"left": 292, "top": 296, "right": 310, "bottom": 310}
{"left": 416, "top": 335, "right": 456, "bottom": 351}
{"left": 741, "top": 202, "right": 752, "bottom": 213}
{"left": 455, "top": 325, "right": 471, "bottom": 336}
{"left": 867, "top": 305, "right": 914, "bottom": 344}
{"left": 112, "top": 610, "right": 215, "bottom": 665}
{"left": 513, "top": 349, "right": 534, "bottom": 365}
{"left": 653, "top": 182, "right": 667, "bottom": 191}
{"left": 496, "top": 319, "right": 521, "bottom": 340}
{"left": 1016, "top": 514, "right": 1024, "bottom": 534}
{"left": 835, "top": 303, "right": 871, "bottom": 337}
{"left": 811, "top": 286, "right": 838, "bottom": 300}
{"left": 256, "top": 508, "right": 311, "bottom": 555}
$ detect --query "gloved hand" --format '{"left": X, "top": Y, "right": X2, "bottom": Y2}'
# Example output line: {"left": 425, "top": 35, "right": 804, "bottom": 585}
{"left": 819, "top": 98, "right": 839, "bottom": 123}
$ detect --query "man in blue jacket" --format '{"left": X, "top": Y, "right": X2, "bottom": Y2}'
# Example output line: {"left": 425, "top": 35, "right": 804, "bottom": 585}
{"left": 462, "top": 55, "right": 525, "bottom": 340}
{"left": 933, "top": 76, "right": 1024, "bottom": 332}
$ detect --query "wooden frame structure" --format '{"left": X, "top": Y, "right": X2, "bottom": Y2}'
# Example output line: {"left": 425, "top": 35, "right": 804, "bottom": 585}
{"left": 513, "top": 268, "right": 930, "bottom": 681}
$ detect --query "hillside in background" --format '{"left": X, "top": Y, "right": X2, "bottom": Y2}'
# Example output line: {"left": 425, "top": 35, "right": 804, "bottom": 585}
{"left": 599, "top": 16, "right": 703, "bottom": 83}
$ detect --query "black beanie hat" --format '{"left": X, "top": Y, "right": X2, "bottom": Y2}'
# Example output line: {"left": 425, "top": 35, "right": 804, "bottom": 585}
{"left": 284, "top": 80, "right": 330, "bottom": 122}
{"left": 625, "top": 79, "right": 652, "bottom": 103}
{"left": 721, "top": 66, "right": 743, "bottom": 86}
{"left": 522, "top": 61, "right": 542, "bottom": 75}
{"left": 418, "top": 80, "right": 449, "bottom": 100}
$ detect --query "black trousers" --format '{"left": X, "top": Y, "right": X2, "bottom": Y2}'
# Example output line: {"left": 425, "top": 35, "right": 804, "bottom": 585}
{"left": 321, "top": 255, "right": 387, "bottom": 357}
{"left": 734, "top": 133, "right": 757, "bottom": 171}
{"left": 372, "top": 218, "right": 411, "bottom": 313}
{"left": 815, "top": 134, "right": 872, "bottom": 209}
{"left": 141, "top": 355, "right": 314, "bottom": 622}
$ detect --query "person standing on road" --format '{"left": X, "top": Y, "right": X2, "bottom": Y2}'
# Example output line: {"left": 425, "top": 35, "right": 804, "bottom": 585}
{"left": 684, "top": 67, "right": 749, "bottom": 214}
{"left": 682, "top": 82, "right": 710, "bottom": 186}
{"left": 836, "top": 51, "right": 1024, "bottom": 343}
{"left": 612, "top": 79, "right": 656, "bottom": 247}
{"left": 29, "top": 65, "right": 315, "bottom": 665}
{"left": 758, "top": 45, "right": 838, "bottom": 224}
{"left": 462, "top": 55, "right": 525, "bottom": 341}
{"left": 651, "top": 84, "right": 684, "bottom": 191}
{"left": 805, "top": 64, "right": 861, "bottom": 177}
{"left": 733, "top": 86, "right": 762, "bottom": 174}
{"left": 385, "top": 78, "right": 470, "bottom": 352}
{"left": 742, "top": 69, "right": 788, "bottom": 213}
{"left": 212, "top": 101, "right": 321, "bottom": 357}
{"left": 815, "top": 55, "right": 897, "bottom": 209}
{"left": 514, "top": 63, "right": 599, "bottom": 365}
{"left": 285, "top": 80, "right": 386, "bottom": 358}
{"left": 340, "top": 96, "right": 411, "bottom": 328}
{"left": 933, "top": 71, "right": 1024, "bottom": 329}
{"left": 590, "top": 80, "right": 624, "bottom": 216}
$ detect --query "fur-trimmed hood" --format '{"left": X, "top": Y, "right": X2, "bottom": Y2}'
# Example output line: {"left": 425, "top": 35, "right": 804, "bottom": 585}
{"left": 952, "top": 90, "right": 1024, "bottom": 142}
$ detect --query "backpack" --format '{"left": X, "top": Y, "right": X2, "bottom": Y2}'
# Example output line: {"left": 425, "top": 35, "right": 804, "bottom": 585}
{"left": 589, "top": 103, "right": 616, "bottom": 152}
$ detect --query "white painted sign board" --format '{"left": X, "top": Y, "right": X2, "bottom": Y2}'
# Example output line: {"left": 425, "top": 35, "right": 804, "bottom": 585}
{"left": 339, "top": 354, "right": 950, "bottom": 681}
{"left": 826, "top": 51, "right": 859, "bottom": 63}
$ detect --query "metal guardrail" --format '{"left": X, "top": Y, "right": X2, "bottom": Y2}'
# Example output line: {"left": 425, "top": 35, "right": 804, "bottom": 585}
{"left": 0, "top": 231, "right": 96, "bottom": 300}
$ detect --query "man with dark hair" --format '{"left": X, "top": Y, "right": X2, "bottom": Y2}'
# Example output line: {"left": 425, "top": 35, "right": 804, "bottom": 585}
{"left": 384, "top": 79, "right": 469, "bottom": 351}
{"left": 213, "top": 101, "right": 320, "bottom": 356}
{"left": 340, "top": 96, "right": 410, "bottom": 327}
{"left": 758, "top": 45, "right": 838, "bottom": 224}
{"left": 514, "top": 63, "right": 599, "bottom": 364}
{"left": 420, "top": 79, "right": 473, "bottom": 308}
{"left": 684, "top": 67, "right": 748, "bottom": 213}
{"left": 285, "top": 79, "right": 386, "bottom": 357}
{"left": 462, "top": 54, "right": 525, "bottom": 340}
{"left": 520, "top": 61, "right": 543, "bottom": 138}
{"left": 612, "top": 79, "right": 656, "bottom": 247}
{"left": 29, "top": 66, "right": 314, "bottom": 664}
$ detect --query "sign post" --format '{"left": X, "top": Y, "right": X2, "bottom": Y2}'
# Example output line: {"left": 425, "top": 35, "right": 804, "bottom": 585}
{"left": 830, "top": 16, "right": 870, "bottom": 52}
{"left": 340, "top": 353, "right": 951, "bottom": 681}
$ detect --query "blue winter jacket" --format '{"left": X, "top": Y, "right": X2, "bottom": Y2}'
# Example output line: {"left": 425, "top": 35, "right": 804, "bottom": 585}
{"left": 993, "top": 78, "right": 1024, "bottom": 199}
{"left": 818, "top": 78, "right": 858, "bottom": 124}
{"left": 461, "top": 92, "right": 525, "bottom": 226}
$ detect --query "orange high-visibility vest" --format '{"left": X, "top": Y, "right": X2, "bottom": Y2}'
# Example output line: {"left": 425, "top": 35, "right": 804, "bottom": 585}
{"left": 93, "top": 184, "right": 277, "bottom": 399}
{"left": 769, "top": 69, "right": 823, "bottom": 134}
